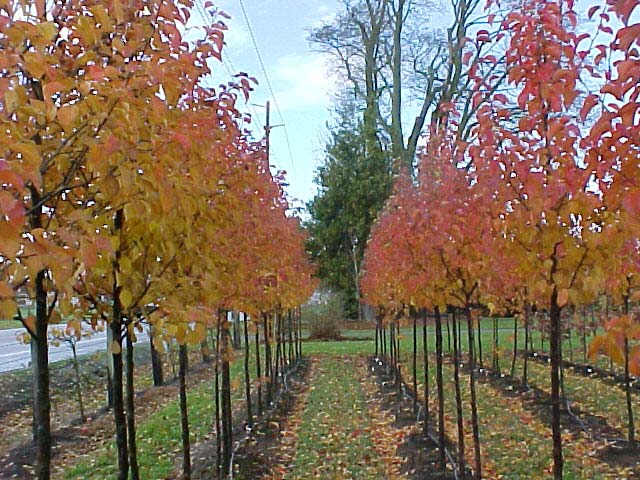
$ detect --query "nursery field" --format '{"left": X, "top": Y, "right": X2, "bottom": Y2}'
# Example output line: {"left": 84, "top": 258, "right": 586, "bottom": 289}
{"left": 1, "top": 319, "right": 638, "bottom": 480}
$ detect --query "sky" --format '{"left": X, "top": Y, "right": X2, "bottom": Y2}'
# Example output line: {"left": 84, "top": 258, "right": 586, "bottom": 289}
{"left": 192, "top": 0, "right": 341, "bottom": 211}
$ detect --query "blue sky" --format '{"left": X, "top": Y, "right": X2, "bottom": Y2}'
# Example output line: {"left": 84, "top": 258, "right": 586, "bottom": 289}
{"left": 193, "top": 0, "right": 341, "bottom": 210}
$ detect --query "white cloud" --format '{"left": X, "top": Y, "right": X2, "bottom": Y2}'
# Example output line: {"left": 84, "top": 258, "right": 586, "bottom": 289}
{"left": 272, "top": 54, "right": 336, "bottom": 112}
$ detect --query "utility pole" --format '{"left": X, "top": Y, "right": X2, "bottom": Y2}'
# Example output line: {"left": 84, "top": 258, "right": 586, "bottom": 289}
{"left": 265, "top": 100, "right": 271, "bottom": 163}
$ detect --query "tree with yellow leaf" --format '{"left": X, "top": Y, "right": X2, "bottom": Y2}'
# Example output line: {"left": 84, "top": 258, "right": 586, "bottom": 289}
{"left": 589, "top": 316, "right": 640, "bottom": 445}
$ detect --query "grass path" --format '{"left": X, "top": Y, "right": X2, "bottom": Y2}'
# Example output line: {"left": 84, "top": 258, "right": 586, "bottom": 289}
{"left": 284, "top": 355, "right": 405, "bottom": 479}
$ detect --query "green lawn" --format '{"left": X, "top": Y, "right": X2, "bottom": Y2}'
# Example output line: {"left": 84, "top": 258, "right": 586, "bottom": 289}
{"left": 286, "top": 356, "right": 388, "bottom": 479}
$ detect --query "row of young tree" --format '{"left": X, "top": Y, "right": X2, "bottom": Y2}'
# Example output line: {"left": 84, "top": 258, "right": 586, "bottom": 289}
{"left": 361, "top": 0, "right": 640, "bottom": 478}
{"left": 0, "top": 1, "right": 315, "bottom": 479}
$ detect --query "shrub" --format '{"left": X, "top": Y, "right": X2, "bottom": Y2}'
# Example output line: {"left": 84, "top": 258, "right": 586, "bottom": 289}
{"left": 303, "top": 293, "right": 344, "bottom": 340}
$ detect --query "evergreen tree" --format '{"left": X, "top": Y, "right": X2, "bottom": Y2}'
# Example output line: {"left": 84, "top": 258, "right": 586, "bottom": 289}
{"left": 305, "top": 121, "right": 392, "bottom": 319}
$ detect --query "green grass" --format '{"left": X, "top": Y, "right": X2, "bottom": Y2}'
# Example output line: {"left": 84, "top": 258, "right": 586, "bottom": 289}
{"left": 286, "top": 356, "right": 387, "bottom": 479}
{"left": 64, "top": 350, "right": 253, "bottom": 479}
{"left": 407, "top": 351, "right": 624, "bottom": 478}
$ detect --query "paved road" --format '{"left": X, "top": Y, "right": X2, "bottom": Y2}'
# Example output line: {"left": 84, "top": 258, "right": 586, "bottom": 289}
{"left": 0, "top": 327, "right": 149, "bottom": 373}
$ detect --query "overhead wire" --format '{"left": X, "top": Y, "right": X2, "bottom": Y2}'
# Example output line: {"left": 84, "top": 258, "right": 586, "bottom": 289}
{"left": 193, "top": 0, "right": 263, "bottom": 134}
{"left": 237, "top": 0, "right": 297, "bottom": 175}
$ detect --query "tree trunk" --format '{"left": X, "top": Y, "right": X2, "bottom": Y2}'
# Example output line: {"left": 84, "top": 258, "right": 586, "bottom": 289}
{"left": 550, "top": 289, "right": 564, "bottom": 480}
{"left": 375, "top": 314, "right": 380, "bottom": 358}
{"left": 465, "top": 304, "right": 482, "bottom": 480}
{"left": 221, "top": 324, "right": 233, "bottom": 476}
{"left": 422, "top": 309, "right": 430, "bottom": 436}
{"left": 288, "top": 310, "right": 294, "bottom": 367}
{"left": 71, "top": 343, "right": 86, "bottom": 423}
{"left": 150, "top": 334, "right": 164, "bottom": 386}
{"left": 274, "top": 311, "right": 282, "bottom": 393}
{"left": 523, "top": 307, "right": 530, "bottom": 388}
{"left": 412, "top": 310, "right": 418, "bottom": 413}
{"left": 624, "top": 336, "right": 635, "bottom": 445}
{"left": 179, "top": 345, "right": 191, "bottom": 480}
{"left": 214, "top": 318, "right": 221, "bottom": 479}
{"left": 201, "top": 339, "right": 212, "bottom": 363}
{"left": 125, "top": 330, "right": 140, "bottom": 480}
{"left": 243, "top": 314, "right": 253, "bottom": 428}
{"left": 582, "top": 308, "right": 587, "bottom": 364}
{"left": 255, "top": 321, "right": 263, "bottom": 416}
{"left": 492, "top": 316, "right": 499, "bottom": 372}
{"left": 434, "top": 307, "right": 446, "bottom": 470}
{"left": 233, "top": 311, "right": 242, "bottom": 350}
{"left": 445, "top": 315, "right": 451, "bottom": 353}
{"left": 623, "top": 295, "right": 635, "bottom": 445}
{"left": 263, "top": 314, "right": 272, "bottom": 405}
{"left": 451, "top": 310, "right": 465, "bottom": 473}
{"left": 510, "top": 315, "right": 518, "bottom": 377}
{"left": 477, "top": 314, "right": 483, "bottom": 368}
{"left": 32, "top": 269, "right": 52, "bottom": 480}
{"left": 111, "top": 313, "right": 128, "bottom": 480}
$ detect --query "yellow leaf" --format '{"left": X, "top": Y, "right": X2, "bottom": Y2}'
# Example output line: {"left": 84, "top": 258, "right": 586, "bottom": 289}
{"left": 0, "top": 298, "right": 17, "bottom": 320}
{"left": 557, "top": 289, "right": 569, "bottom": 308}
{"left": 109, "top": 340, "right": 122, "bottom": 354}
{"left": 120, "top": 288, "right": 133, "bottom": 309}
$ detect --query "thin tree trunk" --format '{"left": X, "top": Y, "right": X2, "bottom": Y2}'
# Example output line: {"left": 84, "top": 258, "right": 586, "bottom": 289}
{"left": 125, "top": 330, "right": 140, "bottom": 480}
{"left": 255, "top": 321, "right": 263, "bottom": 416}
{"left": 71, "top": 342, "right": 86, "bottom": 423}
{"left": 201, "top": 339, "right": 212, "bottom": 363}
{"left": 524, "top": 304, "right": 530, "bottom": 388}
{"left": 274, "top": 312, "right": 281, "bottom": 394}
{"left": 422, "top": 309, "right": 429, "bottom": 436}
{"left": 263, "top": 314, "right": 272, "bottom": 405}
{"left": 446, "top": 315, "right": 451, "bottom": 353}
{"left": 625, "top": 336, "right": 635, "bottom": 445}
{"left": 510, "top": 315, "right": 518, "bottom": 377}
{"left": 288, "top": 310, "right": 294, "bottom": 367}
{"left": 243, "top": 313, "right": 253, "bottom": 428}
{"left": 179, "top": 345, "right": 191, "bottom": 480}
{"left": 214, "top": 318, "right": 221, "bottom": 479}
{"left": 623, "top": 294, "right": 635, "bottom": 445}
{"left": 111, "top": 309, "right": 128, "bottom": 480}
{"left": 150, "top": 334, "right": 164, "bottom": 386}
{"left": 412, "top": 310, "right": 418, "bottom": 413}
{"left": 550, "top": 289, "right": 564, "bottom": 480}
{"left": 33, "top": 269, "right": 52, "bottom": 480}
{"left": 221, "top": 324, "right": 233, "bottom": 476}
{"left": 451, "top": 309, "right": 465, "bottom": 473}
{"left": 434, "top": 307, "right": 446, "bottom": 470}
{"left": 477, "top": 314, "right": 483, "bottom": 368}
{"left": 375, "top": 315, "right": 380, "bottom": 358}
{"left": 466, "top": 304, "right": 482, "bottom": 480}
{"left": 582, "top": 308, "right": 588, "bottom": 364}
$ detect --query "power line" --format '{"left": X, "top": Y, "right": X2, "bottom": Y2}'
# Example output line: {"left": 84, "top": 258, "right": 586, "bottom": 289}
{"left": 237, "top": 0, "right": 297, "bottom": 175}
{"left": 193, "top": 0, "right": 264, "bottom": 137}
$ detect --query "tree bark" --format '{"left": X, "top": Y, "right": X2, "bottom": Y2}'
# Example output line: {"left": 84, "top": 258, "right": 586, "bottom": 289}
{"left": 125, "top": 330, "right": 140, "bottom": 480}
{"left": 243, "top": 314, "right": 253, "bottom": 428}
{"left": 422, "top": 309, "right": 430, "bottom": 436}
{"left": 150, "top": 333, "right": 164, "bottom": 386}
{"left": 510, "top": 315, "right": 518, "bottom": 377}
{"left": 255, "top": 321, "right": 263, "bottom": 416}
{"left": 263, "top": 314, "right": 272, "bottom": 405}
{"left": 221, "top": 324, "right": 233, "bottom": 476}
{"left": 434, "top": 307, "right": 446, "bottom": 470}
{"left": 71, "top": 342, "right": 86, "bottom": 423}
{"left": 214, "top": 317, "right": 221, "bottom": 479}
{"left": 179, "top": 345, "right": 191, "bottom": 480}
{"left": 523, "top": 306, "right": 530, "bottom": 388}
{"left": 465, "top": 304, "right": 482, "bottom": 480}
{"left": 110, "top": 319, "right": 128, "bottom": 480}
{"left": 412, "top": 310, "right": 418, "bottom": 413}
{"left": 451, "top": 310, "right": 465, "bottom": 473}
{"left": 550, "top": 288, "right": 564, "bottom": 480}
{"left": 32, "top": 268, "right": 52, "bottom": 480}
